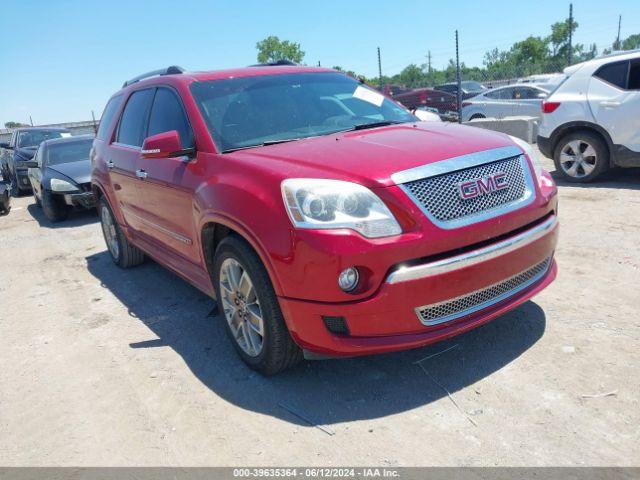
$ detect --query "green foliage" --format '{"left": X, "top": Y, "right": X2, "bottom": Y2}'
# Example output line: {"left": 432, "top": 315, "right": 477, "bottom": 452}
{"left": 622, "top": 34, "right": 640, "bottom": 50}
{"left": 256, "top": 36, "right": 305, "bottom": 64}
{"left": 4, "top": 121, "right": 27, "bottom": 129}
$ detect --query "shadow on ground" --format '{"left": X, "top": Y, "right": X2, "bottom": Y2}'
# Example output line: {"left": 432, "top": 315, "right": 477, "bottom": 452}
{"left": 549, "top": 166, "right": 640, "bottom": 191}
{"left": 27, "top": 202, "right": 98, "bottom": 229}
{"left": 86, "top": 250, "right": 546, "bottom": 427}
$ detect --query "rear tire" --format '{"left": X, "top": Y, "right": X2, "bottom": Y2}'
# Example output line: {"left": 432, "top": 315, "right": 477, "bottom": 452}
{"left": 42, "top": 190, "right": 69, "bottom": 222}
{"left": 99, "top": 197, "right": 145, "bottom": 268}
{"left": 213, "top": 235, "right": 302, "bottom": 375}
{"left": 553, "top": 130, "right": 609, "bottom": 183}
{"left": 10, "top": 172, "right": 19, "bottom": 197}
{"left": 33, "top": 188, "right": 41, "bottom": 207}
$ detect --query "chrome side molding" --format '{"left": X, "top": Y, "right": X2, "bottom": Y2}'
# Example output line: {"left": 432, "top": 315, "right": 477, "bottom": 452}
{"left": 385, "top": 215, "right": 558, "bottom": 284}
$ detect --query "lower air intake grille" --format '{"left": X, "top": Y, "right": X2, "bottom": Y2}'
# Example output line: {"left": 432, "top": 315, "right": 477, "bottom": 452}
{"left": 322, "top": 315, "right": 350, "bottom": 335}
{"left": 416, "top": 257, "right": 551, "bottom": 326}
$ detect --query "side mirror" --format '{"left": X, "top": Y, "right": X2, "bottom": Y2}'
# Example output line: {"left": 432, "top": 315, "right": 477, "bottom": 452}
{"left": 24, "top": 161, "right": 38, "bottom": 168}
{"left": 141, "top": 130, "right": 193, "bottom": 159}
{"left": 0, "top": 142, "right": 11, "bottom": 149}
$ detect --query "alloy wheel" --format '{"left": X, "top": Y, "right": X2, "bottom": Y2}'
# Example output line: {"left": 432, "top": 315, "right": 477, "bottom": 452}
{"left": 100, "top": 206, "right": 120, "bottom": 260}
{"left": 219, "top": 258, "right": 265, "bottom": 357}
{"left": 559, "top": 140, "right": 597, "bottom": 179}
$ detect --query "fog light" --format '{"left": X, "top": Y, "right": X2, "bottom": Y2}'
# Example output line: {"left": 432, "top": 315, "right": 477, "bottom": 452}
{"left": 338, "top": 267, "right": 359, "bottom": 292}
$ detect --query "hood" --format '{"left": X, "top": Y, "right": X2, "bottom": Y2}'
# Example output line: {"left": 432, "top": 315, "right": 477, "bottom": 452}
{"left": 15, "top": 147, "right": 37, "bottom": 161}
{"left": 48, "top": 160, "right": 91, "bottom": 185}
{"left": 226, "top": 122, "right": 517, "bottom": 188}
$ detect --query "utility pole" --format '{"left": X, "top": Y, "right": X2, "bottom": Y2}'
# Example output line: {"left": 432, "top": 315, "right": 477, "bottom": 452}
{"left": 455, "top": 31, "right": 462, "bottom": 124}
{"left": 616, "top": 14, "right": 622, "bottom": 50}
{"left": 317, "top": 61, "right": 321, "bottom": 67}
{"left": 91, "top": 110, "right": 98, "bottom": 134}
{"left": 29, "top": 116, "right": 34, "bottom": 126}
{"left": 427, "top": 51, "right": 432, "bottom": 74}
{"left": 567, "top": 3, "right": 574, "bottom": 65}
{"left": 377, "top": 47, "right": 383, "bottom": 91}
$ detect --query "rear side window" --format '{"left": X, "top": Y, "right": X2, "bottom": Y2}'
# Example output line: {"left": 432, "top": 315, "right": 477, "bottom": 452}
{"left": 628, "top": 60, "right": 640, "bottom": 90}
{"left": 594, "top": 61, "right": 629, "bottom": 89}
{"left": 485, "top": 89, "right": 503, "bottom": 99}
{"left": 148, "top": 88, "right": 194, "bottom": 148}
{"left": 116, "top": 89, "right": 154, "bottom": 147}
{"left": 97, "top": 95, "right": 122, "bottom": 141}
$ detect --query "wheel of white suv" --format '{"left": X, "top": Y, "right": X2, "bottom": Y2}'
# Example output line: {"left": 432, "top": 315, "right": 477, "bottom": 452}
{"left": 213, "top": 235, "right": 302, "bottom": 375}
{"left": 99, "top": 197, "right": 145, "bottom": 268}
{"left": 553, "top": 131, "right": 609, "bottom": 183}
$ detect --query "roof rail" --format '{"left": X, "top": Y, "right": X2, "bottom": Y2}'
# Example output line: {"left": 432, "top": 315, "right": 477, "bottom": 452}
{"left": 249, "top": 60, "right": 298, "bottom": 67}
{"left": 122, "top": 66, "right": 185, "bottom": 88}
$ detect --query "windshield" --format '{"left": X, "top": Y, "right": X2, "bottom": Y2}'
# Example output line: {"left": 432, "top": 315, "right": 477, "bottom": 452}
{"left": 190, "top": 72, "right": 416, "bottom": 152}
{"left": 17, "top": 130, "right": 68, "bottom": 148}
{"left": 47, "top": 139, "right": 92, "bottom": 166}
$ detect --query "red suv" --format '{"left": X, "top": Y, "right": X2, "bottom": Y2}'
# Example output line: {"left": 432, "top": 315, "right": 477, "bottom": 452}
{"left": 92, "top": 64, "right": 559, "bottom": 375}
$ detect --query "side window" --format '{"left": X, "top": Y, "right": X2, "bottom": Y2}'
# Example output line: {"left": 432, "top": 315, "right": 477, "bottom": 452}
{"left": 485, "top": 89, "right": 502, "bottom": 99}
{"left": 97, "top": 95, "right": 123, "bottom": 141}
{"left": 500, "top": 88, "right": 515, "bottom": 100}
{"left": 594, "top": 61, "right": 629, "bottom": 89}
{"left": 116, "top": 89, "right": 154, "bottom": 147}
{"left": 147, "top": 88, "right": 194, "bottom": 148}
{"left": 628, "top": 60, "right": 640, "bottom": 90}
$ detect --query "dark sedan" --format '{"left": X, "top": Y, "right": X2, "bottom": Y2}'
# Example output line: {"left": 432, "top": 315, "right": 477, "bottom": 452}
{"left": 0, "top": 127, "right": 71, "bottom": 196}
{"left": 27, "top": 135, "right": 96, "bottom": 222}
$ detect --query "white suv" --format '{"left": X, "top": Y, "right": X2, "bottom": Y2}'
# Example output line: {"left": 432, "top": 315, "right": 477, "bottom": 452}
{"left": 537, "top": 50, "right": 640, "bottom": 182}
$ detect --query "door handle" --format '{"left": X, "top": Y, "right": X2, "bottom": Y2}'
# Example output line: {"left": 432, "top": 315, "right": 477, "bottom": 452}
{"left": 601, "top": 101, "right": 621, "bottom": 108}
{"left": 106, "top": 160, "right": 114, "bottom": 169}
{"left": 136, "top": 169, "right": 148, "bottom": 179}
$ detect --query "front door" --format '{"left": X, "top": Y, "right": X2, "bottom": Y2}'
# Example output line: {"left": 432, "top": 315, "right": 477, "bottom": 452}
{"left": 133, "top": 87, "right": 201, "bottom": 265}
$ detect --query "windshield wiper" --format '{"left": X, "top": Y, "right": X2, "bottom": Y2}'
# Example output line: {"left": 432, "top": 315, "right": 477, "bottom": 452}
{"left": 351, "top": 120, "right": 405, "bottom": 131}
{"left": 222, "top": 137, "right": 305, "bottom": 153}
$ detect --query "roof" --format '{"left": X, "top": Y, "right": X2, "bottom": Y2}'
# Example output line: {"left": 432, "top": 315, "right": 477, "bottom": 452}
{"left": 11, "top": 126, "right": 71, "bottom": 133}
{"left": 120, "top": 65, "right": 337, "bottom": 92}
{"left": 41, "top": 134, "right": 94, "bottom": 148}
{"left": 564, "top": 49, "right": 640, "bottom": 75}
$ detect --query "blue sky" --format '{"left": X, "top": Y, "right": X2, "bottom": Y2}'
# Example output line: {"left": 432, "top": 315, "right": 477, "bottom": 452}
{"left": 1, "top": 0, "right": 638, "bottom": 126}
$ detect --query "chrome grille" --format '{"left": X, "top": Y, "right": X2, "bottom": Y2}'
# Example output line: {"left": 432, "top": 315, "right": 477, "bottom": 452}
{"left": 416, "top": 257, "right": 551, "bottom": 326}
{"left": 403, "top": 155, "right": 530, "bottom": 226}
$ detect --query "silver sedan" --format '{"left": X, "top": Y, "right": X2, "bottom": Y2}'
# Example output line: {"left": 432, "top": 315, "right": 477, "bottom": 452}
{"left": 462, "top": 84, "right": 550, "bottom": 121}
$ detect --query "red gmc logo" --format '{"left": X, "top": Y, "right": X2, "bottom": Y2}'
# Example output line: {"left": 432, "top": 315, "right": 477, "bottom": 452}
{"left": 458, "top": 172, "right": 509, "bottom": 200}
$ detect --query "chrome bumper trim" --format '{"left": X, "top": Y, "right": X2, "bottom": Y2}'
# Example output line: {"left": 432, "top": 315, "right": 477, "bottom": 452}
{"left": 385, "top": 215, "right": 558, "bottom": 284}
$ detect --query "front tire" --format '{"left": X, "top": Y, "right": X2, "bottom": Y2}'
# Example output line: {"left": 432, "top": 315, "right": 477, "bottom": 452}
{"left": 42, "top": 190, "right": 69, "bottom": 222}
{"left": 553, "top": 131, "right": 609, "bottom": 183}
{"left": 99, "top": 197, "right": 144, "bottom": 268}
{"left": 469, "top": 113, "right": 486, "bottom": 120}
{"left": 213, "top": 235, "right": 302, "bottom": 375}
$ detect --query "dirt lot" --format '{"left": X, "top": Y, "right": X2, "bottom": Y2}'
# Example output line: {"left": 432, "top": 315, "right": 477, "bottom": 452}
{"left": 1, "top": 153, "right": 639, "bottom": 466}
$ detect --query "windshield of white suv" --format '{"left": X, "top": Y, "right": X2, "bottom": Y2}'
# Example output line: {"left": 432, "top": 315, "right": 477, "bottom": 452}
{"left": 190, "top": 72, "right": 416, "bottom": 153}
{"left": 17, "top": 130, "right": 68, "bottom": 148}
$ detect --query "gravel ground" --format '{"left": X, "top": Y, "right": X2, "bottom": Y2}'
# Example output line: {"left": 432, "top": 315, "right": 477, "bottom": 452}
{"left": 0, "top": 153, "right": 639, "bottom": 466}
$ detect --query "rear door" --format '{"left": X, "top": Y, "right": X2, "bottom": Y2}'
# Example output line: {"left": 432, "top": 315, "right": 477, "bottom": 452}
{"left": 134, "top": 87, "right": 201, "bottom": 264}
{"left": 108, "top": 88, "right": 155, "bottom": 232}
{"left": 588, "top": 59, "right": 640, "bottom": 152}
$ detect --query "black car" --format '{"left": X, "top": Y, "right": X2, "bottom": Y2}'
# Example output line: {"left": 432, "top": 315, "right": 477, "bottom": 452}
{"left": 0, "top": 127, "right": 72, "bottom": 196}
{"left": 0, "top": 170, "right": 11, "bottom": 216}
{"left": 27, "top": 135, "right": 96, "bottom": 222}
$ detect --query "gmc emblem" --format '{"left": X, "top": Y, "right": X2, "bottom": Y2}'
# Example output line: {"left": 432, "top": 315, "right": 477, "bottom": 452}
{"left": 458, "top": 172, "right": 509, "bottom": 200}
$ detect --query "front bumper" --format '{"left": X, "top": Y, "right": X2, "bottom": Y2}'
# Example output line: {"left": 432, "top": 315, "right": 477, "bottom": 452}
{"left": 537, "top": 135, "right": 553, "bottom": 159}
{"left": 15, "top": 168, "right": 31, "bottom": 190}
{"left": 279, "top": 214, "right": 558, "bottom": 356}
{"left": 63, "top": 191, "right": 96, "bottom": 209}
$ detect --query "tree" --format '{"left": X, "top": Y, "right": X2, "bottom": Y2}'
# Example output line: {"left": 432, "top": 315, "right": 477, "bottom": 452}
{"left": 256, "top": 36, "right": 305, "bottom": 64}
{"left": 622, "top": 34, "right": 640, "bottom": 50}
{"left": 397, "top": 64, "right": 424, "bottom": 88}
{"left": 4, "top": 121, "right": 27, "bottom": 129}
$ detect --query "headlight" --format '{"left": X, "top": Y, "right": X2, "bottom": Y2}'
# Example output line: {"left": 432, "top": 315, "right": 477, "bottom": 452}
{"left": 509, "top": 135, "right": 543, "bottom": 180}
{"left": 50, "top": 178, "right": 79, "bottom": 193}
{"left": 281, "top": 179, "right": 402, "bottom": 238}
